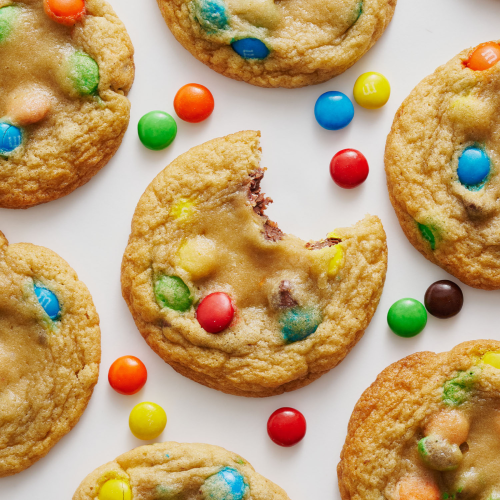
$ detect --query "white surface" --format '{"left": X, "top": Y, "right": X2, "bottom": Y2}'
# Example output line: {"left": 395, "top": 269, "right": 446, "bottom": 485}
{"left": 2, "top": 0, "right": 500, "bottom": 497}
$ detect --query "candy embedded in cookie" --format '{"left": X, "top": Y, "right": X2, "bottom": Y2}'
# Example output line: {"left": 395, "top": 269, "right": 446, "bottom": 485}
{"left": 157, "top": 0, "right": 397, "bottom": 88}
{"left": 385, "top": 40, "right": 500, "bottom": 289}
{"left": 121, "top": 130, "right": 388, "bottom": 397}
{"left": 0, "top": 0, "right": 134, "bottom": 208}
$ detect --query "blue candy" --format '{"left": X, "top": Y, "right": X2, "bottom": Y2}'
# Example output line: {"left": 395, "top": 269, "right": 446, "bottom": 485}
{"left": 201, "top": 467, "right": 248, "bottom": 500}
{"left": 0, "top": 122, "right": 22, "bottom": 154}
{"left": 34, "top": 285, "right": 60, "bottom": 320}
{"left": 231, "top": 38, "right": 269, "bottom": 59}
{"left": 279, "top": 307, "right": 322, "bottom": 343}
{"left": 457, "top": 146, "right": 491, "bottom": 189}
{"left": 314, "top": 91, "right": 354, "bottom": 130}
{"left": 193, "top": 0, "right": 229, "bottom": 32}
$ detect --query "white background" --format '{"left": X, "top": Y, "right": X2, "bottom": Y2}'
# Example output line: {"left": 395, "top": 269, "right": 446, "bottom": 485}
{"left": 2, "top": 0, "right": 500, "bottom": 498}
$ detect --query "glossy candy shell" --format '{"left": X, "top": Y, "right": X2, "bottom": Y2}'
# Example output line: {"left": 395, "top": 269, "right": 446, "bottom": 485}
{"left": 387, "top": 298, "right": 427, "bottom": 337}
{"left": 330, "top": 149, "right": 369, "bottom": 189}
{"left": 314, "top": 92, "right": 354, "bottom": 130}
{"left": 231, "top": 38, "right": 269, "bottom": 59}
{"left": 196, "top": 292, "right": 234, "bottom": 333}
{"left": 174, "top": 84, "right": 214, "bottom": 123}
{"left": 424, "top": 280, "right": 463, "bottom": 319}
{"left": 138, "top": 111, "right": 177, "bottom": 150}
{"left": 34, "top": 285, "right": 60, "bottom": 320}
{"left": 0, "top": 122, "right": 22, "bottom": 154}
{"left": 129, "top": 402, "right": 167, "bottom": 440}
{"left": 108, "top": 356, "right": 148, "bottom": 395}
{"left": 267, "top": 407, "right": 307, "bottom": 447}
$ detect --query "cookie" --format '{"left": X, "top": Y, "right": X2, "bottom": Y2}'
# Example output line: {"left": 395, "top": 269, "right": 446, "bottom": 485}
{"left": 385, "top": 41, "right": 500, "bottom": 290}
{"left": 337, "top": 340, "right": 500, "bottom": 500}
{"left": 157, "top": 0, "right": 397, "bottom": 88}
{"left": 74, "top": 442, "right": 290, "bottom": 500}
{"left": 0, "top": 0, "right": 134, "bottom": 209}
{"left": 121, "top": 130, "right": 387, "bottom": 397}
{"left": 0, "top": 230, "right": 100, "bottom": 476}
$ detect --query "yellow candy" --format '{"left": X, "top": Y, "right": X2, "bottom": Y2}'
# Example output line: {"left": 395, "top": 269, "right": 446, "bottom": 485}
{"left": 449, "top": 96, "right": 492, "bottom": 131}
{"left": 353, "top": 72, "right": 391, "bottom": 109}
{"left": 327, "top": 245, "right": 344, "bottom": 277}
{"left": 129, "top": 402, "right": 167, "bottom": 440}
{"left": 99, "top": 479, "right": 132, "bottom": 500}
{"left": 482, "top": 352, "right": 500, "bottom": 369}
{"left": 178, "top": 236, "right": 217, "bottom": 280}
{"left": 170, "top": 198, "right": 194, "bottom": 221}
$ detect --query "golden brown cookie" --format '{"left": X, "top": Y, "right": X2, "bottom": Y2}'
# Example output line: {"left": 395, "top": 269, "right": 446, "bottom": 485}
{"left": 0, "top": 0, "right": 134, "bottom": 209}
{"left": 385, "top": 41, "right": 500, "bottom": 290}
{"left": 0, "top": 230, "right": 100, "bottom": 476}
{"left": 121, "top": 130, "right": 387, "bottom": 397}
{"left": 157, "top": 0, "right": 397, "bottom": 88}
{"left": 338, "top": 340, "right": 500, "bottom": 500}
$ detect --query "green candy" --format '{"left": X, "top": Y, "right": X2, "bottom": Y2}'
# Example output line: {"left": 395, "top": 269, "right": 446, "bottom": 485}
{"left": 0, "top": 5, "right": 19, "bottom": 44}
{"left": 68, "top": 51, "right": 100, "bottom": 96}
{"left": 443, "top": 369, "right": 477, "bottom": 406}
{"left": 138, "top": 111, "right": 177, "bottom": 151}
{"left": 154, "top": 275, "right": 193, "bottom": 312}
{"left": 417, "top": 222, "right": 436, "bottom": 250}
{"left": 417, "top": 436, "right": 462, "bottom": 471}
{"left": 387, "top": 298, "right": 427, "bottom": 337}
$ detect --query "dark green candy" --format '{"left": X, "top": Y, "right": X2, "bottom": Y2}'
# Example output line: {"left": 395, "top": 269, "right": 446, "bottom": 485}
{"left": 68, "top": 51, "right": 100, "bottom": 96}
{"left": 0, "top": 5, "right": 19, "bottom": 44}
{"left": 154, "top": 275, "right": 193, "bottom": 312}
{"left": 387, "top": 298, "right": 427, "bottom": 337}
{"left": 417, "top": 222, "right": 436, "bottom": 250}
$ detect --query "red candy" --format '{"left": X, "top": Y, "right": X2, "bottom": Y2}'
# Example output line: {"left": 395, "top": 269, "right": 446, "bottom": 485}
{"left": 196, "top": 292, "right": 234, "bottom": 333}
{"left": 330, "top": 149, "right": 369, "bottom": 189}
{"left": 267, "top": 407, "right": 306, "bottom": 447}
{"left": 173, "top": 84, "right": 214, "bottom": 123}
{"left": 108, "top": 356, "right": 148, "bottom": 395}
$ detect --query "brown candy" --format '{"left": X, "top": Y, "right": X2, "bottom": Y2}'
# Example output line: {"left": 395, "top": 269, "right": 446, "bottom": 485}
{"left": 424, "top": 280, "right": 463, "bottom": 319}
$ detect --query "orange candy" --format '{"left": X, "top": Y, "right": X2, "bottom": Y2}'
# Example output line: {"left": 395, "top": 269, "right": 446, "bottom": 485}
{"left": 44, "top": 0, "right": 85, "bottom": 26}
{"left": 174, "top": 84, "right": 214, "bottom": 123}
{"left": 398, "top": 477, "right": 441, "bottom": 500}
{"left": 467, "top": 42, "right": 500, "bottom": 71}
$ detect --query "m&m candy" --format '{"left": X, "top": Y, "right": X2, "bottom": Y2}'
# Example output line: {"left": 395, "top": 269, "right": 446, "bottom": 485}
{"left": 467, "top": 42, "right": 500, "bottom": 71}
{"left": 0, "top": 5, "right": 19, "bottom": 43}
{"left": 154, "top": 275, "right": 193, "bottom": 312}
{"left": 44, "top": 0, "right": 85, "bottom": 26}
{"left": 68, "top": 51, "right": 100, "bottom": 96}
{"left": 174, "top": 84, "right": 214, "bottom": 123}
{"left": 387, "top": 298, "right": 427, "bottom": 337}
{"left": 196, "top": 292, "right": 234, "bottom": 333}
{"left": 330, "top": 149, "right": 369, "bottom": 189}
{"left": 129, "top": 402, "right": 167, "bottom": 440}
{"left": 34, "top": 285, "right": 60, "bottom": 320}
{"left": 138, "top": 111, "right": 177, "bottom": 151}
{"left": 0, "top": 122, "right": 22, "bottom": 155}
{"left": 108, "top": 356, "right": 147, "bottom": 395}
{"left": 314, "top": 91, "right": 354, "bottom": 130}
{"left": 267, "top": 407, "right": 307, "bottom": 447}
{"left": 201, "top": 468, "right": 248, "bottom": 500}
{"left": 353, "top": 72, "right": 391, "bottom": 109}
{"left": 231, "top": 38, "right": 270, "bottom": 59}
{"left": 192, "top": 0, "right": 229, "bottom": 32}
{"left": 279, "top": 307, "right": 321, "bottom": 343}
{"left": 6, "top": 91, "right": 51, "bottom": 126}
{"left": 424, "top": 280, "right": 463, "bottom": 319}
{"left": 98, "top": 479, "right": 132, "bottom": 500}
{"left": 457, "top": 146, "right": 490, "bottom": 188}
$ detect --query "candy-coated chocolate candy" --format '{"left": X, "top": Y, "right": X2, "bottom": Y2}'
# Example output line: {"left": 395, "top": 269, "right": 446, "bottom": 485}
{"left": 457, "top": 146, "right": 490, "bottom": 188}
{"left": 267, "top": 407, "right": 306, "bottom": 447}
{"left": 467, "top": 42, "right": 500, "bottom": 71}
{"left": 129, "top": 402, "right": 167, "bottom": 440}
{"left": 108, "top": 356, "right": 147, "bottom": 395}
{"left": 192, "top": 0, "right": 229, "bottom": 32}
{"left": 424, "top": 280, "right": 463, "bottom": 319}
{"left": 178, "top": 236, "right": 217, "bottom": 280}
{"left": 170, "top": 198, "right": 194, "bottom": 221}
{"left": 279, "top": 307, "right": 321, "bottom": 343}
{"left": 327, "top": 245, "right": 344, "bottom": 277}
{"left": 0, "top": 5, "right": 19, "bottom": 44}
{"left": 98, "top": 479, "right": 132, "bottom": 500}
{"left": 330, "top": 149, "right": 369, "bottom": 189}
{"left": 425, "top": 410, "right": 469, "bottom": 445}
{"left": 0, "top": 123, "right": 22, "bottom": 155}
{"left": 314, "top": 91, "right": 354, "bottom": 130}
{"left": 34, "top": 285, "right": 60, "bottom": 320}
{"left": 174, "top": 84, "right": 214, "bottom": 123}
{"left": 417, "top": 222, "right": 436, "bottom": 250}
{"left": 68, "top": 51, "right": 99, "bottom": 96}
{"left": 418, "top": 436, "right": 462, "bottom": 471}
{"left": 154, "top": 275, "right": 193, "bottom": 312}
{"left": 387, "top": 298, "right": 427, "bottom": 337}
{"left": 196, "top": 292, "right": 234, "bottom": 333}
{"left": 138, "top": 111, "right": 177, "bottom": 151}
{"left": 44, "top": 0, "right": 85, "bottom": 26}
{"left": 398, "top": 477, "right": 441, "bottom": 500}
{"left": 353, "top": 72, "right": 391, "bottom": 109}
{"left": 231, "top": 38, "right": 270, "bottom": 59}
{"left": 7, "top": 91, "right": 51, "bottom": 126}
{"left": 201, "top": 467, "right": 248, "bottom": 500}
{"left": 482, "top": 352, "right": 500, "bottom": 369}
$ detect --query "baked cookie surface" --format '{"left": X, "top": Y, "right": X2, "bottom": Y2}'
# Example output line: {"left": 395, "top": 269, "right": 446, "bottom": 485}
{"left": 0, "top": 230, "right": 100, "bottom": 476}
{"left": 157, "top": 0, "right": 397, "bottom": 88}
{"left": 338, "top": 340, "right": 500, "bottom": 500}
{"left": 121, "top": 131, "right": 387, "bottom": 397}
{"left": 0, "top": 0, "right": 134, "bottom": 209}
{"left": 385, "top": 41, "right": 500, "bottom": 289}
{"left": 74, "top": 442, "right": 290, "bottom": 500}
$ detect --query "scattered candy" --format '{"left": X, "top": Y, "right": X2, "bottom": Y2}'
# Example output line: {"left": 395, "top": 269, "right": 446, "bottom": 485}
{"left": 174, "top": 84, "right": 214, "bottom": 123}
{"left": 34, "top": 285, "right": 60, "bottom": 320}
{"left": 129, "top": 402, "right": 167, "bottom": 440}
{"left": 457, "top": 146, "right": 490, "bottom": 188}
{"left": 6, "top": 91, "right": 51, "bottom": 126}
{"left": 196, "top": 292, "right": 234, "bottom": 333}
{"left": 467, "top": 42, "right": 500, "bottom": 71}
{"left": 138, "top": 111, "right": 177, "bottom": 150}
{"left": 267, "top": 407, "right": 306, "bottom": 447}
{"left": 279, "top": 307, "right": 321, "bottom": 343}
{"left": 0, "top": 123, "right": 22, "bottom": 155}
{"left": 98, "top": 479, "right": 132, "bottom": 500}
{"left": 398, "top": 477, "right": 441, "bottom": 500}
{"left": 417, "top": 222, "right": 436, "bottom": 250}
{"left": 353, "top": 72, "right": 391, "bottom": 109}
{"left": 231, "top": 38, "right": 270, "bottom": 59}
{"left": 201, "top": 467, "right": 248, "bottom": 500}
{"left": 314, "top": 91, "right": 354, "bottom": 130}
{"left": 330, "top": 149, "right": 369, "bottom": 189}
{"left": 424, "top": 280, "right": 463, "bottom": 319}
{"left": 108, "top": 356, "right": 147, "bottom": 395}
{"left": 44, "top": 0, "right": 85, "bottom": 26}
{"left": 68, "top": 51, "right": 99, "bottom": 96}
{"left": 154, "top": 275, "right": 193, "bottom": 312}
{"left": 192, "top": 0, "right": 229, "bottom": 32}
{"left": 0, "top": 5, "right": 19, "bottom": 44}
{"left": 482, "top": 352, "right": 500, "bottom": 369}
{"left": 387, "top": 298, "right": 427, "bottom": 337}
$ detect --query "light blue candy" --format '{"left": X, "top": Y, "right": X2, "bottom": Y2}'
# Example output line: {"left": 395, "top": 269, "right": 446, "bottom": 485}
{"left": 193, "top": 0, "right": 229, "bottom": 32}
{"left": 457, "top": 146, "right": 491, "bottom": 188}
{"left": 201, "top": 467, "right": 248, "bottom": 500}
{"left": 231, "top": 38, "right": 269, "bottom": 59}
{"left": 279, "top": 307, "right": 322, "bottom": 343}
{"left": 34, "top": 285, "right": 60, "bottom": 320}
{"left": 315, "top": 91, "right": 354, "bottom": 130}
{"left": 0, "top": 122, "right": 22, "bottom": 154}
